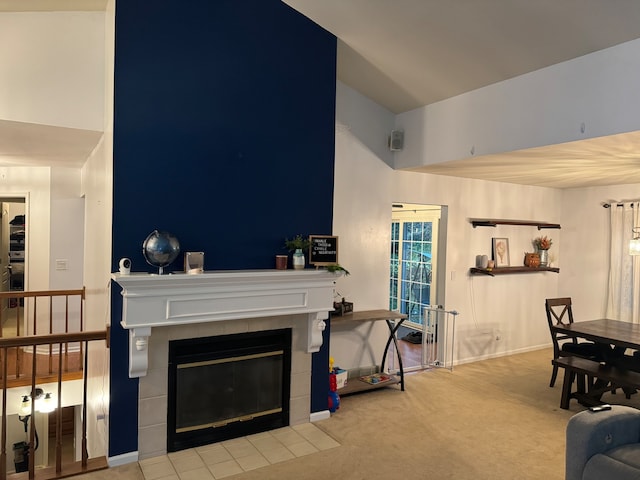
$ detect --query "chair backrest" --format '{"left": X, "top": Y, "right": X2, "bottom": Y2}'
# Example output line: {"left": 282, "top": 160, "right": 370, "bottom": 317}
{"left": 546, "top": 297, "right": 574, "bottom": 327}
{"left": 545, "top": 297, "right": 574, "bottom": 356}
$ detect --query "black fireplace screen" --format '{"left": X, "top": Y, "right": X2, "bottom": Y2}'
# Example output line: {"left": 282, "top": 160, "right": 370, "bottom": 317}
{"left": 168, "top": 328, "right": 292, "bottom": 452}
{"left": 176, "top": 351, "right": 284, "bottom": 431}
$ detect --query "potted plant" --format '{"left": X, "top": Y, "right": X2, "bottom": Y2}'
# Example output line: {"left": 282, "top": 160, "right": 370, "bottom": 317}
{"left": 324, "top": 264, "right": 350, "bottom": 276}
{"left": 284, "top": 235, "right": 310, "bottom": 270}
{"left": 284, "top": 235, "right": 310, "bottom": 252}
{"left": 533, "top": 235, "right": 553, "bottom": 267}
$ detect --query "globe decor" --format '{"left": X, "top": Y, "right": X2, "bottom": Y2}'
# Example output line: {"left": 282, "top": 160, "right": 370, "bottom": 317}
{"left": 142, "top": 230, "right": 181, "bottom": 274}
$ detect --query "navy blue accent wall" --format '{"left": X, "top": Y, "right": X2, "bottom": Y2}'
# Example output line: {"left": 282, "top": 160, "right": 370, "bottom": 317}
{"left": 111, "top": 0, "right": 336, "bottom": 456}
{"left": 311, "top": 316, "right": 331, "bottom": 413}
{"left": 108, "top": 282, "right": 140, "bottom": 456}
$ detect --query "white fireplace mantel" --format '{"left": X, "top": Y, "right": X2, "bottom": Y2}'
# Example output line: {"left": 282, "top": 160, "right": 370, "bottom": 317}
{"left": 112, "top": 270, "right": 338, "bottom": 377}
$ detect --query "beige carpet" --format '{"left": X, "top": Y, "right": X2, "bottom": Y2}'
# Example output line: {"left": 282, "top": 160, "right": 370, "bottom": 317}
{"left": 77, "top": 347, "right": 640, "bottom": 480}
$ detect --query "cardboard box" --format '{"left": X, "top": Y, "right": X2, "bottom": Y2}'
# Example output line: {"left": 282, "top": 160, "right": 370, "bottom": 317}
{"left": 334, "top": 368, "right": 348, "bottom": 389}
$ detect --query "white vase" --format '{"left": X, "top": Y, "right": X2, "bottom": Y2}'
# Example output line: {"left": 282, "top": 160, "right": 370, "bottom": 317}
{"left": 293, "top": 249, "right": 305, "bottom": 270}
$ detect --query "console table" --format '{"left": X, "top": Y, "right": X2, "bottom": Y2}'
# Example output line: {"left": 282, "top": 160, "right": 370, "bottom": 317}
{"left": 331, "top": 309, "right": 408, "bottom": 396}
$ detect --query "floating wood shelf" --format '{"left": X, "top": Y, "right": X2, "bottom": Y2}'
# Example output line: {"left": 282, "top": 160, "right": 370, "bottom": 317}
{"left": 470, "top": 219, "right": 561, "bottom": 230}
{"left": 469, "top": 218, "right": 561, "bottom": 275}
{"left": 469, "top": 266, "right": 560, "bottom": 276}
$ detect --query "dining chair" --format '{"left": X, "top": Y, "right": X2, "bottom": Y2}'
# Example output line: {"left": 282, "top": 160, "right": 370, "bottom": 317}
{"left": 545, "top": 297, "right": 607, "bottom": 387}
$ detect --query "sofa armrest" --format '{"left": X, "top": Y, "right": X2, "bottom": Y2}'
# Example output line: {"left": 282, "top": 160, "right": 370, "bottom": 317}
{"left": 566, "top": 406, "right": 640, "bottom": 480}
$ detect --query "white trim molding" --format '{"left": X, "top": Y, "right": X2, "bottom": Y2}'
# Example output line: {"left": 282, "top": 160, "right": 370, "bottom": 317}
{"left": 111, "top": 270, "right": 337, "bottom": 378}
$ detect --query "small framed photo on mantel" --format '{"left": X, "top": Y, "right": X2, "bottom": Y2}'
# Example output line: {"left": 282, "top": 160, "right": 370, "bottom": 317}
{"left": 492, "top": 238, "right": 510, "bottom": 267}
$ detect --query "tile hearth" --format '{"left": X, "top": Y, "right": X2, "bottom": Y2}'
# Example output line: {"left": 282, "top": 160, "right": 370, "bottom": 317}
{"left": 138, "top": 423, "right": 339, "bottom": 480}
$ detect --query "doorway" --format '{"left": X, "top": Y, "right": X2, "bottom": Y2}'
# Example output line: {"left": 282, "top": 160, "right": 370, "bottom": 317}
{"left": 389, "top": 203, "right": 445, "bottom": 371}
{"left": 0, "top": 197, "right": 27, "bottom": 336}
{"left": 47, "top": 406, "right": 77, "bottom": 466}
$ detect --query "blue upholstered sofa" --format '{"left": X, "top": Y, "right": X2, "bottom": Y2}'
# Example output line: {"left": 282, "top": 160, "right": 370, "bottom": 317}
{"left": 566, "top": 405, "right": 640, "bottom": 480}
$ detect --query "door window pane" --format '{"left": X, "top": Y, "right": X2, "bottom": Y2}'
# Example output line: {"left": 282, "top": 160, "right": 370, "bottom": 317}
{"left": 389, "top": 207, "right": 440, "bottom": 326}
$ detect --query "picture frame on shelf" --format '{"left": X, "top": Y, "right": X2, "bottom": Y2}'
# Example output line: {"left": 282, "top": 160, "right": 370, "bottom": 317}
{"left": 492, "top": 237, "right": 510, "bottom": 267}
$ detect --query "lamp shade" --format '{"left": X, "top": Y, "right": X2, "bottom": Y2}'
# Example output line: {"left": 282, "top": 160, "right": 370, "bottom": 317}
{"left": 38, "top": 393, "right": 55, "bottom": 413}
{"left": 19, "top": 396, "right": 31, "bottom": 415}
{"left": 19, "top": 388, "right": 55, "bottom": 414}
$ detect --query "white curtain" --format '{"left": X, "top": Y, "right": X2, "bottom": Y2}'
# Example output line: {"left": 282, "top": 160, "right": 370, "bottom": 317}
{"left": 606, "top": 202, "right": 640, "bottom": 323}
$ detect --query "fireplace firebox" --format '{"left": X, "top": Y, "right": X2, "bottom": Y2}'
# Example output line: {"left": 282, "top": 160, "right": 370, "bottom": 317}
{"left": 167, "top": 328, "right": 292, "bottom": 452}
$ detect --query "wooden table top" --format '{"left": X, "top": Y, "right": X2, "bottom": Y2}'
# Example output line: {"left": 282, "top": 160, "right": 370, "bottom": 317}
{"left": 331, "top": 309, "right": 408, "bottom": 324}
{"left": 552, "top": 318, "right": 640, "bottom": 351}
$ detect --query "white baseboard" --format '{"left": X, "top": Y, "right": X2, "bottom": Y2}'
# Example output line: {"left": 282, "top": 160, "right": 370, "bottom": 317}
{"left": 108, "top": 451, "right": 138, "bottom": 467}
{"left": 456, "top": 343, "right": 552, "bottom": 367}
{"left": 310, "top": 410, "right": 330, "bottom": 422}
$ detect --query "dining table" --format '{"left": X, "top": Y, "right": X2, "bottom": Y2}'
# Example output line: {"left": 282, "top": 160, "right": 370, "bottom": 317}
{"left": 551, "top": 318, "right": 640, "bottom": 406}
{"left": 552, "top": 318, "right": 640, "bottom": 356}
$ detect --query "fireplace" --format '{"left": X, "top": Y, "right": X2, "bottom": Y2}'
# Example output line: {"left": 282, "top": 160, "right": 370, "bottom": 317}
{"left": 167, "top": 329, "right": 292, "bottom": 451}
{"left": 112, "top": 269, "right": 336, "bottom": 461}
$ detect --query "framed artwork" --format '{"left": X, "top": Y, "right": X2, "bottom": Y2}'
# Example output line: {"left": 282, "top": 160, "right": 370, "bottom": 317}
{"left": 492, "top": 238, "right": 510, "bottom": 267}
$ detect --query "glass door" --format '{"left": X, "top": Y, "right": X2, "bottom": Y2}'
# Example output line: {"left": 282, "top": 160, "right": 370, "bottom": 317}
{"left": 390, "top": 204, "right": 440, "bottom": 329}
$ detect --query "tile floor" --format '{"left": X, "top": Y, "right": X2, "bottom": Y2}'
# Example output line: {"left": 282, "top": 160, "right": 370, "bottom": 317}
{"left": 138, "top": 423, "right": 339, "bottom": 480}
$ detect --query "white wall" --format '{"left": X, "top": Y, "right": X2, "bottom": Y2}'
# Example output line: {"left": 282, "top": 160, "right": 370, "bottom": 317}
{"left": 50, "top": 167, "right": 84, "bottom": 291}
{"left": 560, "top": 184, "right": 640, "bottom": 320}
{"left": 81, "top": 0, "right": 114, "bottom": 461}
{"left": 334, "top": 81, "right": 619, "bottom": 369}
{"left": 335, "top": 82, "right": 395, "bottom": 168}
{"left": 0, "top": 168, "right": 89, "bottom": 468}
{"left": 0, "top": 167, "right": 85, "bottom": 339}
{"left": 48, "top": 168, "right": 85, "bottom": 335}
{"left": 0, "top": 11, "right": 105, "bottom": 131}
{"left": 395, "top": 38, "right": 640, "bottom": 169}
{"left": 392, "top": 171, "right": 562, "bottom": 363}
{"left": 332, "top": 83, "right": 397, "bottom": 367}
{"left": 80, "top": 136, "right": 111, "bottom": 461}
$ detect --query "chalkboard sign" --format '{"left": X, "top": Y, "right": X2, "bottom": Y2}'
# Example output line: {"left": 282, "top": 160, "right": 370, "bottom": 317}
{"left": 309, "top": 235, "right": 338, "bottom": 266}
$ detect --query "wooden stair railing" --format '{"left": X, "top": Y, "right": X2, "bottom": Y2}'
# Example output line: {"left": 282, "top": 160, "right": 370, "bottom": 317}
{"left": 0, "top": 289, "right": 85, "bottom": 386}
{"left": 0, "top": 287, "right": 85, "bottom": 336}
{"left": 0, "top": 329, "right": 109, "bottom": 480}
{"left": 0, "top": 287, "right": 109, "bottom": 480}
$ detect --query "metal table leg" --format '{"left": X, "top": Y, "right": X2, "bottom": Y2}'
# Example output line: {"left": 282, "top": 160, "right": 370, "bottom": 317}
{"left": 381, "top": 318, "right": 405, "bottom": 391}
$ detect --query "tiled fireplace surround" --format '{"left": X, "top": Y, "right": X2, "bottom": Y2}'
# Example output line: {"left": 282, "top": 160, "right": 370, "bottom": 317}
{"left": 112, "top": 270, "right": 336, "bottom": 461}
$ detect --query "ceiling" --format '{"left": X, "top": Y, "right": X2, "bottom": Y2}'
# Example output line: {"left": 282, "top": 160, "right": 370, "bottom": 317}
{"left": 0, "top": 0, "right": 106, "bottom": 169}
{"left": 3, "top": 1, "right": 640, "bottom": 188}
{"left": 0, "top": 120, "right": 103, "bottom": 168}
{"left": 284, "top": 0, "right": 640, "bottom": 188}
